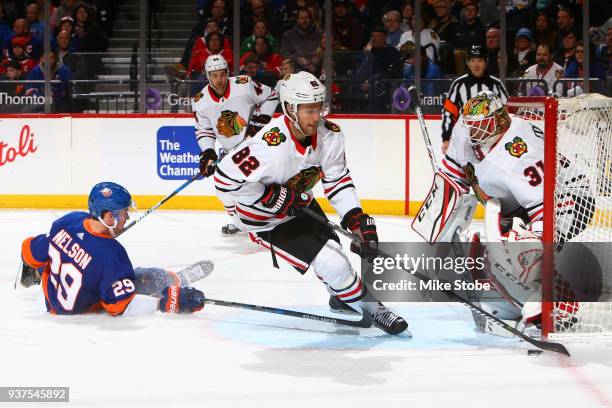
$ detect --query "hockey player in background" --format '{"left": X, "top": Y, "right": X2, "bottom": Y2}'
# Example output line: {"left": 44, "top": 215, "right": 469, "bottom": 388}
{"left": 213, "top": 71, "right": 408, "bottom": 335}
{"left": 413, "top": 91, "right": 594, "bottom": 330}
{"left": 193, "top": 54, "right": 279, "bottom": 235}
{"left": 19, "top": 182, "right": 207, "bottom": 316}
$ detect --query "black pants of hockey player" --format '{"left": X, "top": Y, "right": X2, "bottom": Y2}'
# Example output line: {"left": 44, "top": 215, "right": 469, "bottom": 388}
{"left": 248, "top": 200, "right": 365, "bottom": 304}
{"left": 248, "top": 200, "right": 339, "bottom": 274}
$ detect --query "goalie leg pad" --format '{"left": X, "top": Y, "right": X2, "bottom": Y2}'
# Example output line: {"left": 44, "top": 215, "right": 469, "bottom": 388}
{"left": 483, "top": 199, "right": 543, "bottom": 317}
{"left": 412, "top": 172, "right": 476, "bottom": 244}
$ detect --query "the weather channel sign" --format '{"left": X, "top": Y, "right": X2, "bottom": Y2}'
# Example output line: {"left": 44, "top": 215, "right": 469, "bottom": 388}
{"left": 157, "top": 126, "right": 201, "bottom": 180}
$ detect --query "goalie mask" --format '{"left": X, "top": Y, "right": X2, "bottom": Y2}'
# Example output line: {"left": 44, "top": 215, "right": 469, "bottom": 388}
{"left": 461, "top": 91, "right": 511, "bottom": 151}
{"left": 279, "top": 71, "right": 328, "bottom": 135}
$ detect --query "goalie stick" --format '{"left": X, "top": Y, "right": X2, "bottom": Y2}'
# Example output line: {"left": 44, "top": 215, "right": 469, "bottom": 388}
{"left": 408, "top": 85, "right": 439, "bottom": 172}
{"left": 204, "top": 298, "right": 374, "bottom": 329}
{"left": 300, "top": 207, "right": 570, "bottom": 357}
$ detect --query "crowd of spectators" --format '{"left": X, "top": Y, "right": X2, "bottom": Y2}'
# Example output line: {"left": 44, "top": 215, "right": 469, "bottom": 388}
{"left": 0, "top": 0, "right": 110, "bottom": 112}
{"left": 1, "top": 0, "right": 611, "bottom": 113}
{"left": 173, "top": 0, "right": 612, "bottom": 112}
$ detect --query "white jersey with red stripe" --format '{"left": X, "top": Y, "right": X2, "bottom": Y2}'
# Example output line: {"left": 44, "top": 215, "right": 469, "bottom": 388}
{"left": 442, "top": 115, "right": 546, "bottom": 226}
{"left": 192, "top": 75, "right": 279, "bottom": 152}
{"left": 214, "top": 115, "right": 361, "bottom": 232}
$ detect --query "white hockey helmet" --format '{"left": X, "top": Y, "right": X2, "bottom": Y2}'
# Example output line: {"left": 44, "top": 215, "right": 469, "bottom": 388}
{"left": 279, "top": 71, "right": 327, "bottom": 131}
{"left": 204, "top": 54, "right": 229, "bottom": 79}
{"left": 461, "top": 90, "right": 510, "bottom": 147}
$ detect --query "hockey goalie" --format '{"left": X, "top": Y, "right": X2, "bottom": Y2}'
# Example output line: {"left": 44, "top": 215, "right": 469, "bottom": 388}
{"left": 413, "top": 91, "right": 595, "bottom": 333}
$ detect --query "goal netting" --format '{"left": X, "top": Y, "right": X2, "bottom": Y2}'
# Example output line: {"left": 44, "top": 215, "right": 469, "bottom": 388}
{"left": 508, "top": 94, "right": 612, "bottom": 342}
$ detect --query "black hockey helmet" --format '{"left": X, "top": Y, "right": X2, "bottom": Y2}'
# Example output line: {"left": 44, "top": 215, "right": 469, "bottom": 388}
{"left": 466, "top": 45, "right": 487, "bottom": 61}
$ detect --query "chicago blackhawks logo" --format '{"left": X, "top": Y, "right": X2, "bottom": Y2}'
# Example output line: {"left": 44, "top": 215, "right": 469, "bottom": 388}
{"left": 216, "top": 110, "right": 247, "bottom": 137}
{"left": 235, "top": 76, "right": 250, "bottom": 84}
{"left": 324, "top": 119, "right": 340, "bottom": 132}
{"left": 193, "top": 92, "right": 203, "bottom": 102}
{"left": 505, "top": 137, "right": 528, "bottom": 158}
{"left": 286, "top": 166, "right": 323, "bottom": 192}
{"left": 262, "top": 127, "right": 287, "bottom": 146}
{"left": 462, "top": 95, "right": 490, "bottom": 117}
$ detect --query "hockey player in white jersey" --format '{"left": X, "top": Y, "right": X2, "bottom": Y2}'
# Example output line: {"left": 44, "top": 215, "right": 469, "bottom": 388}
{"left": 193, "top": 54, "right": 279, "bottom": 234}
{"left": 213, "top": 71, "right": 408, "bottom": 335}
{"left": 413, "top": 91, "right": 594, "bottom": 329}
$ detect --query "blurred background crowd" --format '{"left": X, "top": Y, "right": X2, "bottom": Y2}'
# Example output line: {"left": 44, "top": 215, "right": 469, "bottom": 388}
{"left": 0, "top": 0, "right": 610, "bottom": 113}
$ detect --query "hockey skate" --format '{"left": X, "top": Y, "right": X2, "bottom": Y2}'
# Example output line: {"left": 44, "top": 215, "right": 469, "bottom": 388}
{"left": 176, "top": 260, "right": 215, "bottom": 285}
{"left": 221, "top": 223, "right": 241, "bottom": 235}
{"left": 329, "top": 295, "right": 359, "bottom": 315}
{"left": 371, "top": 303, "right": 409, "bottom": 335}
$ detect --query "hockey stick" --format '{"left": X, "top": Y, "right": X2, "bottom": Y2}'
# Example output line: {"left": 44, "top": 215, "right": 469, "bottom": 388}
{"left": 204, "top": 298, "right": 374, "bottom": 329}
{"left": 300, "top": 207, "right": 570, "bottom": 356}
{"left": 118, "top": 172, "right": 202, "bottom": 237}
{"left": 408, "top": 85, "right": 439, "bottom": 172}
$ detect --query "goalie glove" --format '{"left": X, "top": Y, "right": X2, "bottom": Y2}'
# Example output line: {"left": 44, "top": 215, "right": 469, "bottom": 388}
{"left": 159, "top": 286, "right": 205, "bottom": 313}
{"left": 259, "top": 184, "right": 310, "bottom": 216}
{"left": 341, "top": 208, "right": 378, "bottom": 261}
{"left": 246, "top": 114, "right": 272, "bottom": 138}
{"left": 199, "top": 148, "right": 218, "bottom": 177}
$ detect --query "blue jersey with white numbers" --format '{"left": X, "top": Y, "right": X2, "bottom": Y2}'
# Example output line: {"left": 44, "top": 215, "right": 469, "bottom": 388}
{"left": 22, "top": 211, "right": 136, "bottom": 315}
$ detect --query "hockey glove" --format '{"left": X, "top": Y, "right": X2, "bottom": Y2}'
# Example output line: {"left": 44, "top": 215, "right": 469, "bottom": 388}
{"left": 159, "top": 286, "right": 205, "bottom": 313}
{"left": 246, "top": 114, "right": 272, "bottom": 138}
{"left": 342, "top": 208, "right": 378, "bottom": 261}
{"left": 260, "top": 184, "right": 310, "bottom": 216}
{"left": 199, "top": 149, "right": 218, "bottom": 177}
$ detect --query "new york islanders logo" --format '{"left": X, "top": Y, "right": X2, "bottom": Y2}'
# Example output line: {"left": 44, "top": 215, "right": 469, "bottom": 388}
{"left": 262, "top": 127, "right": 286, "bottom": 146}
{"left": 235, "top": 76, "right": 250, "bottom": 84}
{"left": 101, "top": 187, "right": 112, "bottom": 197}
{"left": 505, "top": 137, "right": 528, "bottom": 158}
{"left": 216, "top": 110, "right": 246, "bottom": 137}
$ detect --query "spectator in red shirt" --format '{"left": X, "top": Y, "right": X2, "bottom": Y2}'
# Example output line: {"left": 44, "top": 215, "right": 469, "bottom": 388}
{"left": 0, "top": 36, "right": 36, "bottom": 74}
{"left": 188, "top": 32, "right": 233, "bottom": 78}
{"left": 240, "top": 36, "right": 283, "bottom": 77}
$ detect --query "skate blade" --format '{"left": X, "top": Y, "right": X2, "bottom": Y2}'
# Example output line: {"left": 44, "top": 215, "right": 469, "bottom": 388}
{"left": 176, "top": 260, "right": 215, "bottom": 284}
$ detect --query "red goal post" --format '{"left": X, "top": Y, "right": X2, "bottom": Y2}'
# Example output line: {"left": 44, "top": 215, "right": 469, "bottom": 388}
{"left": 507, "top": 94, "right": 612, "bottom": 342}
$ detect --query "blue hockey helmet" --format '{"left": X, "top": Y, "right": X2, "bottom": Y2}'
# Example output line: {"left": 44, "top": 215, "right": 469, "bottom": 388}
{"left": 88, "top": 182, "right": 134, "bottom": 219}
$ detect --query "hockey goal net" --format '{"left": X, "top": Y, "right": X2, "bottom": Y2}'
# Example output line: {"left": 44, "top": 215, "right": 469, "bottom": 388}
{"left": 508, "top": 94, "right": 612, "bottom": 342}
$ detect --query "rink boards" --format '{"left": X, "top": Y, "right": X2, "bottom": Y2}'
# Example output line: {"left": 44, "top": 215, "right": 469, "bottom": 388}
{"left": 0, "top": 113, "right": 478, "bottom": 216}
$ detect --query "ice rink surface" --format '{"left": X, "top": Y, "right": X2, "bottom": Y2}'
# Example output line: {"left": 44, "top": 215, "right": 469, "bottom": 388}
{"left": 1, "top": 210, "right": 612, "bottom": 408}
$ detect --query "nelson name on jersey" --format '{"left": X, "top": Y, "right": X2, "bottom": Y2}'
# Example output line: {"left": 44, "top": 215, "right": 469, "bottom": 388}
{"left": 50, "top": 229, "right": 92, "bottom": 270}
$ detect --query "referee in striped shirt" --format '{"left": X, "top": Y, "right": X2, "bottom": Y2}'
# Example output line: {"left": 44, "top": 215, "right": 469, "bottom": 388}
{"left": 441, "top": 45, "right": 509, "bottom": 153}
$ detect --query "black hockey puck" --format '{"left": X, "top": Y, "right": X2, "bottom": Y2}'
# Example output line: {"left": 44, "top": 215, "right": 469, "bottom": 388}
{"left": 527, "top": 349, "right": 543, "bottom": 356}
